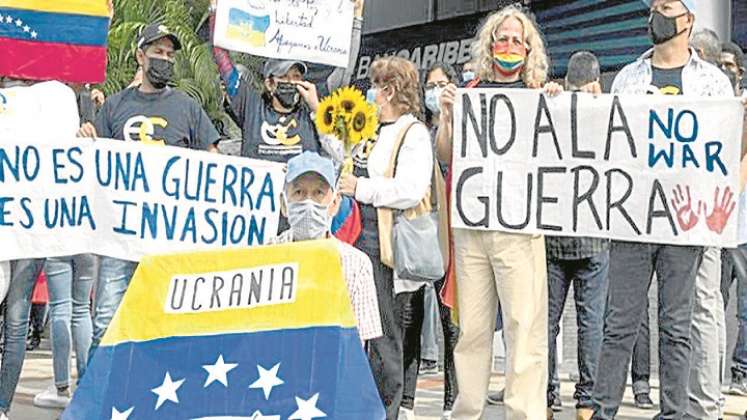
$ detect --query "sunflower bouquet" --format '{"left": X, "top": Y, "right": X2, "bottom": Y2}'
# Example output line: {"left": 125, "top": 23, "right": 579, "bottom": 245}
{"left": 315, "top": 86, "right": 378, "bottom": 176}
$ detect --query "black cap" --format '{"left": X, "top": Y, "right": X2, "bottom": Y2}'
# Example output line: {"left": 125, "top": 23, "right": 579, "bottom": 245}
{"left": 263, "top": 59, "right": 307, "bottom": 79}
{"left": 137, "top": 23, "right": 182, "bottom": 51}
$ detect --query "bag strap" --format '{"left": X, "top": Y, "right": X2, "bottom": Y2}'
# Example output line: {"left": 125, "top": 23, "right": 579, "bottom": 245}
{"left": 388, "top": 120, "right": 439, "bottom": 209}
{"left": 384, "top": 121, "right": 418, "bottom": 178}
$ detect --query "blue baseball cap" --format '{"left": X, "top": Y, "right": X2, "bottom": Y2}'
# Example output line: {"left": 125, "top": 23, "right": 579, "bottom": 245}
{"left": 644, "top": 0, "right": 696, "bottom": 14}
{"left": 285, "top": 152, "right": 337, "bottom": 190}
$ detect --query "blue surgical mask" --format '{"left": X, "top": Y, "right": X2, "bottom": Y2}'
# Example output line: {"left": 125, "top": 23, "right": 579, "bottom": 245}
{"left": 462, "top": 71, "right": 475, "bottom": 83}
{"left": 366, "top": 87, "right": 378, "bottom": 104}
{"left": 424, "top": 87, "right": 442, "bottom": 114}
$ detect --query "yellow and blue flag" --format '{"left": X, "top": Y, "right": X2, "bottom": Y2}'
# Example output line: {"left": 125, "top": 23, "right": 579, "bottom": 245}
{"left": 63, "top": 240, "right": 384, "bottom": 419}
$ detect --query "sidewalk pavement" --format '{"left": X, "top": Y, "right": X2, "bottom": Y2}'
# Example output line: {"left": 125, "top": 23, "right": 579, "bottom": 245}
{"left": 4, "top": 344, "right": 747, "bottom": 419}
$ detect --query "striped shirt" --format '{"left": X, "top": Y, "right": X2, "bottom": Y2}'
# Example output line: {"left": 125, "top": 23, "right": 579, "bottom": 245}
{"left": 268, "top": 231, "right": 383, "bottom": 341}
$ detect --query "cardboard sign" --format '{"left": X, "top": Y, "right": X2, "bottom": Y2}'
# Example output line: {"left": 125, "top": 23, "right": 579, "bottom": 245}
{"left": 451, "top": 88, "right": 745, "bottom": 247}
{"left": 213, "top": 0, "right": 354, "bottom": 68}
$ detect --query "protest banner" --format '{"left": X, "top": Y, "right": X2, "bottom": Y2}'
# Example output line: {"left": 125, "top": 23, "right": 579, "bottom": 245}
{"left": 213, "top": 0, "right": 354, "bottom": 68}
{"left": 63, "top": 240, "right": 385, "bottom": 419}
{"left": 0, "top": 0, "right": 110, "bottom": 83}
{"left": 451, "top": 88, "right": 745, "bottom": 247}
{"left": 0, "top": 138, "right": 284, "bottom": 261}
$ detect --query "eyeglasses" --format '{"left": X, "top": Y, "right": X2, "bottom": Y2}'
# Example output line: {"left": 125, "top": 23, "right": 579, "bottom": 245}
{"left": 425, "top": 81, "right": 449, "bottom": 89}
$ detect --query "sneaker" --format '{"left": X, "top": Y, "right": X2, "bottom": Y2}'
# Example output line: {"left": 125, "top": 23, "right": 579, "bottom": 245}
{"left": 729, "top": 375, "right": 747, "bottom": 396}
{"left": 634, "top": 393, "right": 654, "bottom": 409}
{"left": 441, "top": 410, "right": 451, "bottom": 420}
{"left": 33, "top": 384, "right": 71, "bottom": 409}
{"left": 549, "top": 394, "right": 562, "bottom": 412}
{"left": 486, "top": 389, "right": 504, "bottom": 405}
{"left": 419, "top": 359, "right": 438, "bottom": 375}
{"left": 25, "top": 335, "right": 40, "bottom": 351}
{"left": 398, "top": 407, "right": 415, "bottom": 420}
{"left": 0, "top": 412, "right": 8, "bottom": 420}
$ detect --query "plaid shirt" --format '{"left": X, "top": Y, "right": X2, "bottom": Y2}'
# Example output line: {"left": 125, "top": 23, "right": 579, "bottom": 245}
{"left": 268, "top": 231, "right": 383, "bottom": 341}
{"left": 545, "top": 236, "right": 609, "bottom": 261}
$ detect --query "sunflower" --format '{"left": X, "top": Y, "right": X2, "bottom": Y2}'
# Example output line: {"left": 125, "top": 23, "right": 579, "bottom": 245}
{"left": 335, "top": 86, "right": 365, "bottom": 117}
{"left": 347, "top": 102, "right": 378, "bottom": 145}
{"left": 315, "top": 94, "right": 339, "bottom": 135}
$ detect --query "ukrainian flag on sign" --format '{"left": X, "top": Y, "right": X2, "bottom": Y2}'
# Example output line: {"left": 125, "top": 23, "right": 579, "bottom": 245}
{"left": 0, "top": 0, "right": 110, "bottom": 83}
{"left": 63, "top": 240, "right": 385, "bottom": 420}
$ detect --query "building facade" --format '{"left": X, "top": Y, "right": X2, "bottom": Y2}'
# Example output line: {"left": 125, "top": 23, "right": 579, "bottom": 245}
{"left": 355, "top": 0, "right": 737, "bottom": 85}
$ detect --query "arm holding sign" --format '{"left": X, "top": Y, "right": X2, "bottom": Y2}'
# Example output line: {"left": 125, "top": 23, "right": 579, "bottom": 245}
{"left": 326, "top": 0, "right": 365, "bottom": 93}
{"left": 209, "top": 1, "right": 260, "bottom": 128}
{"left": 435, "top": 83, "right": 457, "bottom": 163}
{"left": 78, "top": 96, "right": 115, "bottom": 139}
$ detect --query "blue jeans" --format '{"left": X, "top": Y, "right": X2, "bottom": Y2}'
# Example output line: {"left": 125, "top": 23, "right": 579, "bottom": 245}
{"left": 0, "top": 259, "right": 45, "bottom": 413}
{"left": 420, "top": 283, "right": 439, "bottom": 362}
{"left": 88, "top": 256, "right": 137, "bottom": 360}
{"left": 45, "top": 254, "right": 96, "bottom": 387}
{"left": 547, "top": 251, "right": 609, "bottom": 409}
{"left": 592, "top": 242, "right": 703, "bottom": 420}
{"left": 721, "top": 245, "right": 747, "bottom": 378}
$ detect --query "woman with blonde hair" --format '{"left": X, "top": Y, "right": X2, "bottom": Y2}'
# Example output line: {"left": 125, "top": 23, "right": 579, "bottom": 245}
{"left": 435, "top": 5, "right": 561, "bottom": 420}
{"left": 339, "top": 56, "right": 435, "bottom": 420}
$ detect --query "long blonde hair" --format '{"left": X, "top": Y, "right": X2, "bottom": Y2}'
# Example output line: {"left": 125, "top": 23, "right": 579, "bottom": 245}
{"left": 471, "top": 5, "right": 549, "bottom": 88}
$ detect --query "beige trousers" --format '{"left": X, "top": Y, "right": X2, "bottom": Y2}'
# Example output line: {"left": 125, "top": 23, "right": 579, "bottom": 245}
{"left": 451, "top": 229, "right": 548, "bottom": 420}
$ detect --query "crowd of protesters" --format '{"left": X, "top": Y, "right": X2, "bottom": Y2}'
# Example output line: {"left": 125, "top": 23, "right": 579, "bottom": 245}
{"left": 1, "top": 0, "right": 747, "bottom": 419}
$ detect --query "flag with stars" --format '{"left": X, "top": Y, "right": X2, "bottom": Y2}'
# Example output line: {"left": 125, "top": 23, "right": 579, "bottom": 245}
{"left": 0, "top": 0, "right": 110, "bottom": 83}
{"left": 63, "top": 240, "right": 385, "bottom": 420}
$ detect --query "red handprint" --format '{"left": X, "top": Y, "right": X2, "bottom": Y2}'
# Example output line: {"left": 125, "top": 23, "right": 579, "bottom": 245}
{"left": 671, "top": 185, "right": 701, "bottom": 232}
{"left": 700, "top": 186, "right": 736, "bottom": 234}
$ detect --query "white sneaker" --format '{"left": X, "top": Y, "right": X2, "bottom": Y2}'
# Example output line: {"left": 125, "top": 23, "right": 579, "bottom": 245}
{"left": 399, "top": 407, "right": 415, "bottom": 420}
{"left": 441, "top": 410, "right": 452, "bottom": 420}
{"left": 0, "top": 411, "right": 9, "bottom": 420}
{"left": 32, "top": 384, "right": 70, "bottom": 409}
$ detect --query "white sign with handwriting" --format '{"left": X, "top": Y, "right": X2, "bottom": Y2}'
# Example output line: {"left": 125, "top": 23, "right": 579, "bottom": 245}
{"left": 214, "top": 0, "right": 354, "bottom": 68}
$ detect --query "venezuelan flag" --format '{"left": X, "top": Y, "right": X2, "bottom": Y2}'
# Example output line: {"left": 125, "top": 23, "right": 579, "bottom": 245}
{"left": 331, "top": 196, "right": 362, "bottom": 245}
{"left": 63, "top": 240, "right": 384, "bottom": 419}
{"left": 0, "top": 0, "right": 110, "bottom": 83}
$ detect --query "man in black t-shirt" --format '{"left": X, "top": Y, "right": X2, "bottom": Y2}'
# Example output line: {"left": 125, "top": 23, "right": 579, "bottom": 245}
{"left": 78, "top": 23, "right": 221, "bottom": 360}
{"left": 79, "top": 24, "right": 220, "bottom": 151}
{"left": 648, "top": 65, "right": 685, "bottom": 95}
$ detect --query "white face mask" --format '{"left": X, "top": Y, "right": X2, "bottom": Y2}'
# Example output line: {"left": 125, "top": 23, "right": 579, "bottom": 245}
{"left": 287, "top": 199, "right": 331, "bottom": 241}
{"left": 424, "top": 87, "right": 442, "bottom": 114}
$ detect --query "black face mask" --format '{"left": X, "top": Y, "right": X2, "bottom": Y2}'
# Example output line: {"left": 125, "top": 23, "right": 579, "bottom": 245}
{"left": 274, "top": 82, "right": 300, "bottom": 109}
{"left": 145, "top": 57, "right": 174, "bottom": 89}
{"left": 648, "top": 11, "right": 689, "bottom": 45}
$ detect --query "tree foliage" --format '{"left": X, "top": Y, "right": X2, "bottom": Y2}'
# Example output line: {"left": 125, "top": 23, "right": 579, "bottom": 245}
{"left": 105, "top": 0, "right": 226, "bottom": 128}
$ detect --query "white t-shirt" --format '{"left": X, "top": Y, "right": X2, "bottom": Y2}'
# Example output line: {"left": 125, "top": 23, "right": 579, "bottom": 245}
{"left": 0, "top": 81, "right": 79, "bottom": 140}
